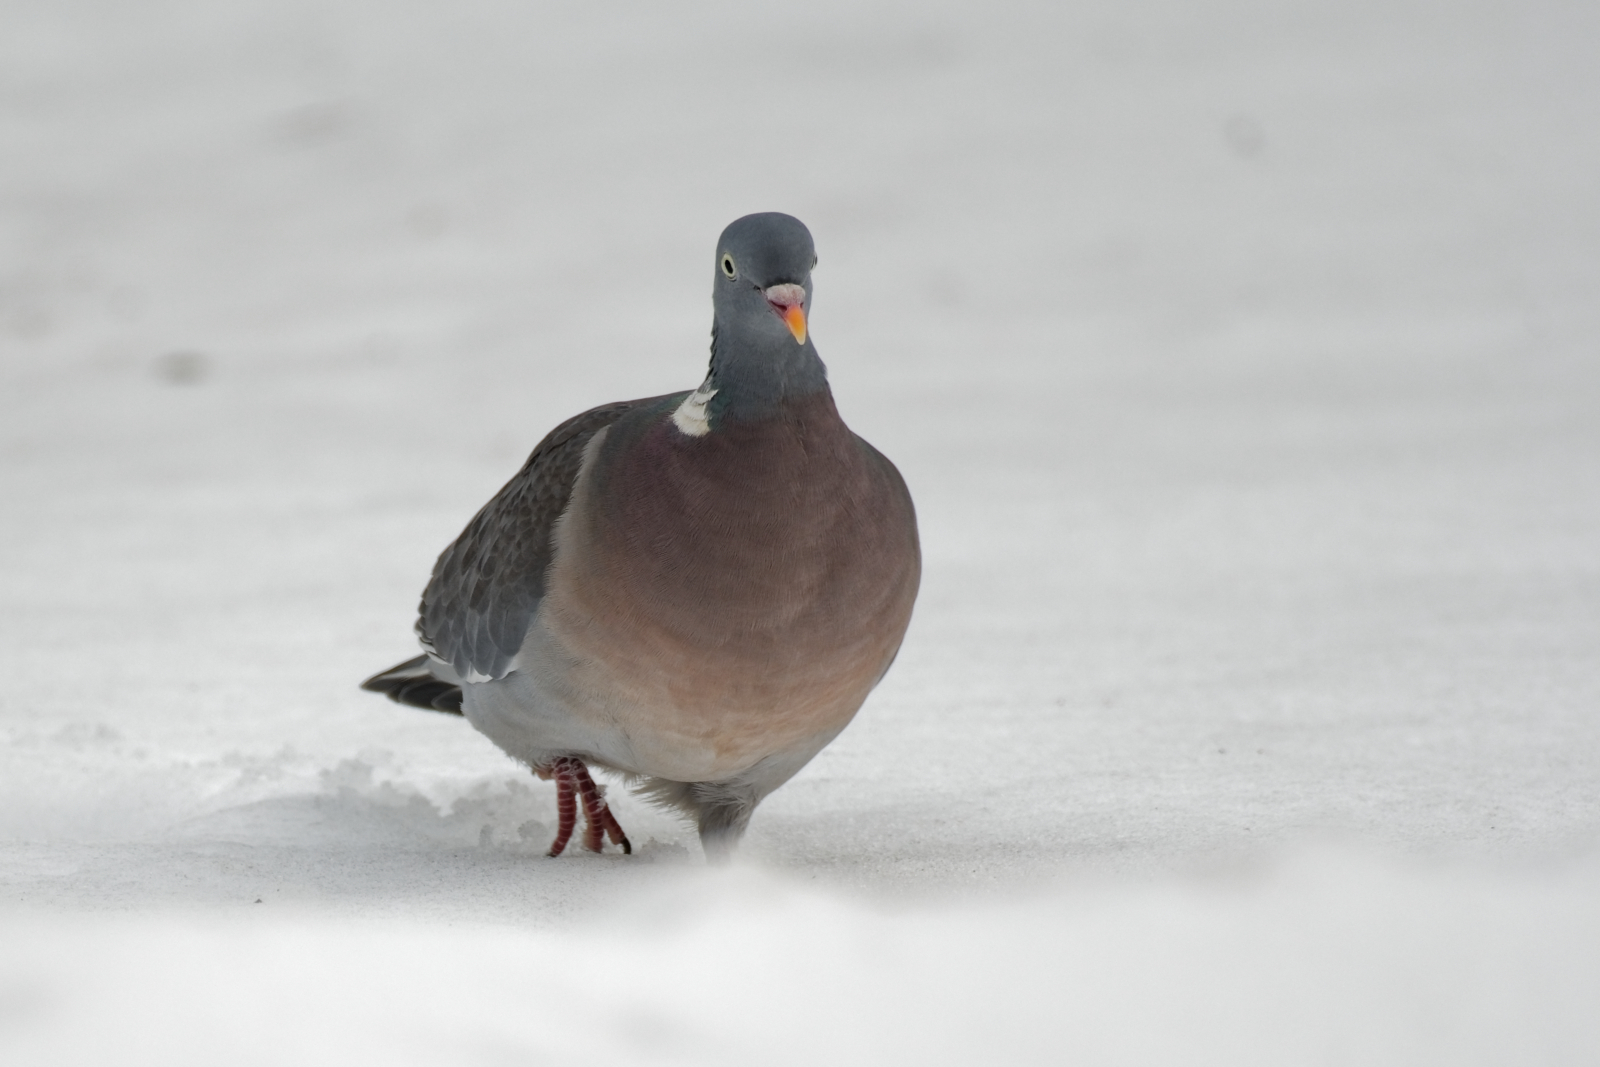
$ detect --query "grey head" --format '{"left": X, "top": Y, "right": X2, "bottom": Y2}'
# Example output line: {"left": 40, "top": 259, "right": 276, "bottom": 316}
{"left": 703, "top": 212, "right": 827, "bottom": 424}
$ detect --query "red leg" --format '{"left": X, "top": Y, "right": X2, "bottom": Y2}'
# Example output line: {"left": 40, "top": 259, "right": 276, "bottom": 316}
{"left": 577, "top": 768, "right": 606, "bottom": 853}
{"left": 543, "top": 760, "right": 579, "bottom": 858}
{"left": 599, "top": 804, "right": 631, "bottom": 854}
{"left": 571, "top": 762, "right": 633, "bottom": 855}
{"left": 541, "top": 756, "right": 632, "bottom": 857}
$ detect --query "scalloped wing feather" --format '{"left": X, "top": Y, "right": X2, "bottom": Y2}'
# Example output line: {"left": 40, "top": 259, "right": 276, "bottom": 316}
{"left": 416, "top": 394, "right": 680, "bottom": 683}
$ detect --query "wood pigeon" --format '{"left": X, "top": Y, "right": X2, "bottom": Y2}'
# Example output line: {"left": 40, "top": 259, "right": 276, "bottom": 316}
{"left": 363, "top": 212, "right": 920, "bottom": 861}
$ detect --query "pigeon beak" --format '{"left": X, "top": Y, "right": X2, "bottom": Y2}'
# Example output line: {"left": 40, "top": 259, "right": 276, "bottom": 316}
{"left": 764, "top": 284, "right": 808, "bottom": 345}
{"left": 782, "top": 305, "right": 807, "bottom": 345}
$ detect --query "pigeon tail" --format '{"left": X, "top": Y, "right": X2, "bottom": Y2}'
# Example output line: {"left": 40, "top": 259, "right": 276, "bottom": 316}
{"left": 359, "top": 654, "right": 464, "bottom": 714}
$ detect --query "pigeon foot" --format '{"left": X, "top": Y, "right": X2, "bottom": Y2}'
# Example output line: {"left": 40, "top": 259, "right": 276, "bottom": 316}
{"left": 537, "top": 755, "right": 632, "bottom": 857}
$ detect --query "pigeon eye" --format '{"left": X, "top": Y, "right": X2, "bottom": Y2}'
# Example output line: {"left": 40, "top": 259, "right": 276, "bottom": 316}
{"left": 721, "top": 254, "right": 736, "bottom": 278}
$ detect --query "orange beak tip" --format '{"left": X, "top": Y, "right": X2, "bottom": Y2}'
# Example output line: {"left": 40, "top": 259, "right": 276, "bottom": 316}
{"left": 784, "top": 305, "right": 807, "bottom": 345}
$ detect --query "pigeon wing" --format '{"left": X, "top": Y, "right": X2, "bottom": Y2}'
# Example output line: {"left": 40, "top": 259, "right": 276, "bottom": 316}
{"left": 417, "top": 393, "right": 679, "bottom": 682}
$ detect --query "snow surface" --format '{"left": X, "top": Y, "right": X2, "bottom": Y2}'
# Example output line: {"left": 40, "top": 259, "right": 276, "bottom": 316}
{"left": 3, "top": 0, "right": 1599, "bottom": 1061}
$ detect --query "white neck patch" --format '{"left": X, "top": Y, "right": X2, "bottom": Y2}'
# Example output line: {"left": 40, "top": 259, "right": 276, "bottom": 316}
{"left": 671, "top": 382, "right": 718, "bottom": 437}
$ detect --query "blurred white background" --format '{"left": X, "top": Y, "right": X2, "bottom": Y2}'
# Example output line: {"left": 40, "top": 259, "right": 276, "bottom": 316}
{"left": 2, "top": 0, "right": 1598, "bottom": 1062}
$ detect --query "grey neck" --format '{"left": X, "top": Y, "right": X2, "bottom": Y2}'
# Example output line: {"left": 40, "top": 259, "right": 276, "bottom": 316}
{"left": 705, "top": 320, "right": 830, "bottom": 424}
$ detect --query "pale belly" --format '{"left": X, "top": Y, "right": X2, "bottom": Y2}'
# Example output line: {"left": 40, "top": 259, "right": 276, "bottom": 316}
{"left": 462, "top": 600, "right": 891, "bottom": 783}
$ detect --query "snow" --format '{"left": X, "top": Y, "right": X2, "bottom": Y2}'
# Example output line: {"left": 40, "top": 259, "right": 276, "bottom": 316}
{"left": 3, "top": 0, "right": 1599, "bottom": 1061}
{"left": 4, "top": 857, "right": 1597, "bottom": 1065}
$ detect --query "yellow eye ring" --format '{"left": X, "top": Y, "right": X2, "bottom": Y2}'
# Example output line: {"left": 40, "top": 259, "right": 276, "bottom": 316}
{"left": 721, "top": 254, "right": 736, "bottom": 278}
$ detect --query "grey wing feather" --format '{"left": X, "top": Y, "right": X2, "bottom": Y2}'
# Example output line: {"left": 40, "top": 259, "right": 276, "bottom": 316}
{"left": 416, "top": 394, "right": 676, "bottom": 683}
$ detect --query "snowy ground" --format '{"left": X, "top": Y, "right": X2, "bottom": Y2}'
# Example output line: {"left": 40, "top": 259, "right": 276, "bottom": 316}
{"left": 3, "top": 0, "right": 1599, "bottom": 1062}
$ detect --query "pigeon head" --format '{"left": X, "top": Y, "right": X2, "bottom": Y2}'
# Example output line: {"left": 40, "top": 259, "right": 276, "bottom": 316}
{"left": 702, "top": 212, "right": 827, "bottom": 424}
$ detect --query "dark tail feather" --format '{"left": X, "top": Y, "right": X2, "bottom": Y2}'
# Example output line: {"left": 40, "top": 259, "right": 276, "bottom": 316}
{"left": 360, "top": 654, "right": 464, "bottom": 715}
